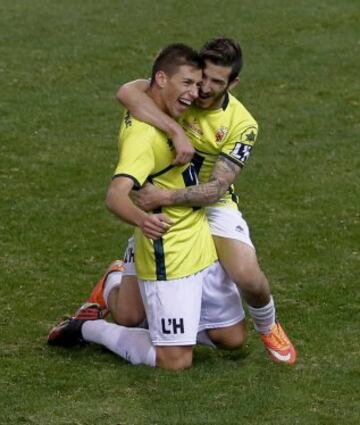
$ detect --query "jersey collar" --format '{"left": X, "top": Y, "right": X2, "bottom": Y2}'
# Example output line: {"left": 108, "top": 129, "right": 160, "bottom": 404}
{"left": 222, "top": 92, "right": 230, "bottom": 111}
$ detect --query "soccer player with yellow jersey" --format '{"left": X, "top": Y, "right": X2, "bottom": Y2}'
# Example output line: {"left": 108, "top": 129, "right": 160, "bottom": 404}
{"left": 48, "top": 44, "right": 247, "bottom": 370}
{"left": 115, "top": 38, "right": 296, "bottom": 364}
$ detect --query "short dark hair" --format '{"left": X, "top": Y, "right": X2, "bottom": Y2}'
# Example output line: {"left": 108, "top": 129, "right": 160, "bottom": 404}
{"left": 200, "top": 37, "right": 243, "bottom": 83}
{"left": 150, "top": 43, "right": 203, "bottom": 85}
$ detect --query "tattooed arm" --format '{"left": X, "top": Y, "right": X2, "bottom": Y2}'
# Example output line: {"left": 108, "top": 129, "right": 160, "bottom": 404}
{"left": 134, "top": 156, "right": 241, "bottom": 210}
{"left": 171, "top": 156, "right": 241, "bottom": 206}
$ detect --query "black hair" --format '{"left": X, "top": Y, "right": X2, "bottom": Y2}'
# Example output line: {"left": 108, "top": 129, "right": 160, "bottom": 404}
{"left": 200, "top": 37, "right": 243, "bottom": 83}
{"left": 150, "top": 43, "right": 203, "bottom": 85}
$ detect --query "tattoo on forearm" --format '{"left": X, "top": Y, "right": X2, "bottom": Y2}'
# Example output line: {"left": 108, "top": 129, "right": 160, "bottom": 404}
{"left": 214, "top": 156, "right": 240, "bottom": 175}
{"left": 171, "top": 180, "right": 224, "bottom": 206}
{"left": 169, "top": 156, "right": 241, "bottom": 207}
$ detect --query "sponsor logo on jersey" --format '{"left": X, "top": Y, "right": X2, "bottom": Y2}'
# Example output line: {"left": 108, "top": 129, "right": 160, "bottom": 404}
{"left": 215, "top": 126, "right": 229, "bottom": 142}
{"left": 230, "top": 142, "right": 253, "bottom": 163}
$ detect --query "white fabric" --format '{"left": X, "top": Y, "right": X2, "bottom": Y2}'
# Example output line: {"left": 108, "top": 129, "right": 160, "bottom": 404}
{"left": 121, "top": 207, "right": 254, "bottom": 277}
{"left": 206, "top": 206, "right": 255, "bottom": 249}
{"left": 139, "top": 261, "right": 245, "bottom": 346}
{"left": 103, "top": 271, "right": 123, "bottom": 308}
{"left": 139, "top": 271, "right": 203, "bottom": 346}
{"left": 82, "top": 320, "right": 156, "bottom": 367}
{"left": 122, "top": 237, "right": 136, "bottom": 276}
{"left": 198, "top": 261, "right": 245, "bottom": 332}
{"left": 247, "top": 296, "right": 276, "bottom": 335}
{"left": 196, "top": 330, "right": 216, "bottom": 348}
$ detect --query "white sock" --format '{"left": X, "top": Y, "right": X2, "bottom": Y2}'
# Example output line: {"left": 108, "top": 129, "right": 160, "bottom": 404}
{"left": 103, "top": 271, "right": 123, "bottom": 308}
{"left": 82, "top": 320, "right": 156, "bottom": 367}
{"left": 196, "top": 330, "right": 216, "bottom": 348}
{"left": 248, "top": 296, "right": 276, "bottom": 335}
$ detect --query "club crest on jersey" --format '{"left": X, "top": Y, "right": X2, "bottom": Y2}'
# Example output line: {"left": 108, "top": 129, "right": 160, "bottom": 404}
{"left": 215, "top": 126, "right": 228, "bottom": 142}
{"left": 180, "top": 118, "right": 203, "bottom": 136}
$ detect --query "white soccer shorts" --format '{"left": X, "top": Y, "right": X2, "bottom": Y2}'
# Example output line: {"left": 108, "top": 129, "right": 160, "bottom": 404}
{"left": 138, "top": 261, "right": 245, "bottom": 346}
{"left": 198, "top": 260, "right": 245, "bottom": 332}
{"left": 205, "top": 206, "right": 255, "bottom": 249}
{"left": 122, "top": 236, "right": 136, "bottom": 276}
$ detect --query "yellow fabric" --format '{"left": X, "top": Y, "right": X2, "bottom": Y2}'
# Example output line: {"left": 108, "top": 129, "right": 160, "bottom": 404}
{"left": 114, "top": 112, "right": 217, "bottom": 281}
{"left": 179, "top": 93, "right": 258, "bottom": 209}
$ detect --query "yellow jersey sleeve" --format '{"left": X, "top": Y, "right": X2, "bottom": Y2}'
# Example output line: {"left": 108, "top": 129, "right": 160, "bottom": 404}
{"left": 179, "top": 93, "right": 259, "bottom": 209}
{"left": 111, "top": 112, "right": 217, "bottom": 281}
{"left": 113, "top": 119, "right": 156, "bottom": 188}
{"left": 220, "top": 121, "right": 259, "bottom": 168}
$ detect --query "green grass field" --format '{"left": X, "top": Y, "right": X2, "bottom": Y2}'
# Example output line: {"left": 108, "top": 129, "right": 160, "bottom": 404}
{"left": 1, "top": 0, "right": 359, "bottom": 423}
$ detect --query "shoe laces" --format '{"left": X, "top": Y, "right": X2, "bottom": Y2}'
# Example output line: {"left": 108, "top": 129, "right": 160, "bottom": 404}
{"left": 76, "top": 305, "right": 103, "bottom": 320}
{"left": 266, "top": 323, "right": 290, "bottom": 349}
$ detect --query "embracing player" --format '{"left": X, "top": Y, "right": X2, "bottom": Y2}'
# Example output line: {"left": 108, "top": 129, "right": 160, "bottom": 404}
{"left": 115, "top": 37, "right": 296, "bottom": 364}
{"left": 48, "top": 43, "right": 248, "bottom": 370}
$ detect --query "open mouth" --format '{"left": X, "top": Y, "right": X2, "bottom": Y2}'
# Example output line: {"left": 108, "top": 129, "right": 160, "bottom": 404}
{"left": 178, "top": 97, "right": 192, "bottom": 107}
{"left": 198, "top": 92, "right": 211, "bottom": 100}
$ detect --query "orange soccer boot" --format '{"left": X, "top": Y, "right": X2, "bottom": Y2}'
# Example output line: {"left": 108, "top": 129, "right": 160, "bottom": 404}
{"left": 260, "top": 322, "right": 297, "bottom": 364}
{"left": 87, "top": 260, "right": 125, "bottom": 310}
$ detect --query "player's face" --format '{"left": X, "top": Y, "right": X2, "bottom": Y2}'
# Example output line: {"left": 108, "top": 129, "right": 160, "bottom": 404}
{"left": 161, "top": 65, "right": 202, "bottom": 118}
{"left": 196, "top": 60, "right": 236, "bottom": 110}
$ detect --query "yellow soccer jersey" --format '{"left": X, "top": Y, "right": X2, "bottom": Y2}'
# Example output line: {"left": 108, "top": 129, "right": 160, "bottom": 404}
{"left": 114, "top": 111, "right": 217, "bottom": 281}
{"left": 179, "top": 92, "right": 258, "bottom": 209}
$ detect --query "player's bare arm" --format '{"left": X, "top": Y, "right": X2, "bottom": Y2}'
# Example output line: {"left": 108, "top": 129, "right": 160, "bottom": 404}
{"left": 134, "top": 156, "right": 241, "bottom": 210}
{"left": 116, "top": 80, "right": 194, "bottom": 164}
{"left": 106, "top": 177, "right": 171, "bottom": 240}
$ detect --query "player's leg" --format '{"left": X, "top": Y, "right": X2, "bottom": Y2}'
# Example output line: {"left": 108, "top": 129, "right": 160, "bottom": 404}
{"left": 206, "top": 207, "right": 296, "bottom": 364}
{"left": 80, "top": 274, "right": 202, "bottom": 370}
{"left": 48, "top": 303, "right": 191, "bottom": 370}
{"left": 206, "top": 206, "right": 271, "bottom": 306}
{"left": 83, "top": 317, "right": 192, "bottom": 370}
{"left": 48, "top": 304, "right": 156, "bottom": 366}
{"left": 156, "top": 346, "right": 193, "bottom": 370}
{"left": 213, "top": 236, "right": 295, "bottom": 363}
{"left": 47, "top": 268, "right": 143, "bottom": 339}
{"left": 213, "top": 236, "right": 271, "bottom": 309}
{"left": 138, "top": 273, "right": 204, "bottom": 370}
{"left": 48, "top": 237, "right": 144, "bottom": 346}
{"left": 96, "top": 236, "right": 145, "bottom": 326}
{"left": 207, "top": 321, "right": 247, "bottom": 350}
{"left": 107, "top": 275, "right": 145, "bottom": 326}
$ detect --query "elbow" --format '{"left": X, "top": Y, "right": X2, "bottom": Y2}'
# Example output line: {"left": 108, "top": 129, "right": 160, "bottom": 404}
{"left": 115, "top": 83, "right": 130, "bottom": 104}
{"left": 105, "top": 188, "right": 116, "bottom": 214}
{"left": 105, "top": 196, "right": 113, "bottom": 214}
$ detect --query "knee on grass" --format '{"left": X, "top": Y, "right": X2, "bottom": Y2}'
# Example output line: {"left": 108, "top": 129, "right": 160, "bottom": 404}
{"left": 208, "top": 326, "right": 247, "bottom": 351}
{"left": 156, "top": 346, "right": 193, "bottom": 370}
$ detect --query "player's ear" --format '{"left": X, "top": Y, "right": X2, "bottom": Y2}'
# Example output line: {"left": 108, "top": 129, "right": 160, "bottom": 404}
{"left": 228, "top": 77, "right": 240, "bottom": 91}
{"left": 155, "top": 70, "right": 167, "bottom": 88}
